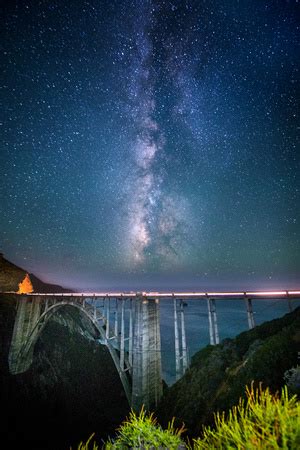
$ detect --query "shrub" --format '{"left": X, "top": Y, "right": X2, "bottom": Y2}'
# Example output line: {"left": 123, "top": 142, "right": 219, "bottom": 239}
{"left": 193, "top": 383, "right": 300, "bottom": 449}
{"left": 103, "top": 407, "right": 185, "bottom": 449}
{"left": 284, "top": 365, "right": 300, "bottom": 396}
{"left": 76, "top": 408, "right": 185, "bottom": 449}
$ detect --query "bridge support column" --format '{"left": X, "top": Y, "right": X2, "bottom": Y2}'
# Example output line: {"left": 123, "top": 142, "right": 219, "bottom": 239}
{"left": 132, "top": 295, "right": 162, "bottom": 411}
{"left": 120, "top": 300, "right": 125, "bottom": 371}
{"left": 207, "top": 298, "right": 219, "bottom": 345}
{"left": 128, "top": 300, "right": 133, "bottom": 368}
{"left": 245, "top": 298, "right": 255, "bottom": 329}
{"left": 174, "top": 298, "right": 181, "bottom": 381}
{"left": 105, "top": 299, "right": 110, "bottom": 340}
{"left": 174, "top": 299, "right": 188, "bottom": 380}
{"left": 114, "top": 299, "right": 119, "bottom": 343}
{"left": 9, "top": 295, "right": 41, "bottom": 373}
{"left": 180, "top": 300, "right": 188, "bottom": 374}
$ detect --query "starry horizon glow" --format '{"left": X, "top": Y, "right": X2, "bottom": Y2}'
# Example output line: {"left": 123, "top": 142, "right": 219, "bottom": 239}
{"left": 1, "top": 0, "right": 299, "bottom": 291}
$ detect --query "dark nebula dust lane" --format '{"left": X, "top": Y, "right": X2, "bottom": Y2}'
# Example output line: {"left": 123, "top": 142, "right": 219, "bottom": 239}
{"left": 1, "top": 1, "right": 299, "bottom": 290}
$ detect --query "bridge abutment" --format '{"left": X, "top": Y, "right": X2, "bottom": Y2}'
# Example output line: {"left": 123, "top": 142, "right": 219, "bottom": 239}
{"left": 9, "top": 295, "right": 41, "bottom": 373}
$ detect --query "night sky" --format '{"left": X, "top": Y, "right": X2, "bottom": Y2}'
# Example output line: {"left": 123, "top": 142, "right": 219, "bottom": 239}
{"left": 1, "top": 1, "right": 299, "bottom": 291}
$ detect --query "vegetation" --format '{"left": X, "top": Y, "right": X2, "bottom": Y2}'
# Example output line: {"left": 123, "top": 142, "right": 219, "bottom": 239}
{"left": 284, "top": 365, "right": 300, "bottom": 396}
{"left": 75, "top": 308, "right": 300, "bottom": 449}
{"left": 76, "top": 407, "right": 185, "bottom": 449}
{"left": 158, "top": 307, "right": 300, "bottom": 436}
{"left": 76, "top": 384, "right": 300, "bottom": 449}
{"left": 104, "top": 407, "right": 185, "bottom": 449}
{"left": 193, "top": 383, "right": 300, "bottom": 449}
{"left": 77, "top": 433, "right": 99, "bottom": 450}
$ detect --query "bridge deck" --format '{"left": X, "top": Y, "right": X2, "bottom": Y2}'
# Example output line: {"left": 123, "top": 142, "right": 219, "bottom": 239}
{"left": 15, "top": 290, "right": 300, "bottom": 299}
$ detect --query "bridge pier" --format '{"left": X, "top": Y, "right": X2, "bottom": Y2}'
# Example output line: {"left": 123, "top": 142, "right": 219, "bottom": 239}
{"left": 180, "top": 300, "right": 188, "bottom": 373}
{"left": 114, "top": 300, "right": 119, "bottom": 343}
{"left": 105, "top": 299, "right": 110, "bottom": 340}
{"left": 131, "top": 295, "right": 162, "bottom": 411}
{"left": 174, "top": 298, "right": 188, "bottom": 380}
{"left": 174, "top": 298, "right": 181, "bottom": 381}
{"left": 120, "top": 300, "right": 125, "bottom": 371}
{"left": 245, "top": 298, "right": 255, "bottom": 329}
{"left": 207, "top": 298, "right": 219, "bottom": 345}
{"left": 128, "top": 300, "right": 133, "bottom": 368}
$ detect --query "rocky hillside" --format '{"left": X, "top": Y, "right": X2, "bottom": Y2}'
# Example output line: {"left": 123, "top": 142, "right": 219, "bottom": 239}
{"left": 0, "top": 253, "right": 71, "bottom": 292}
{"left": 157, "top": 306, "right": 300, "bottom": 437}
{"left": 0, "top": 253, "right": 26, "bottom": 291}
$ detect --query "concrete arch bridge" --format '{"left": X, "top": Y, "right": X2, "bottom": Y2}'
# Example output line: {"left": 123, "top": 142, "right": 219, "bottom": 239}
{"left": 8, "top": 290, "right": 299, "bottom": 410}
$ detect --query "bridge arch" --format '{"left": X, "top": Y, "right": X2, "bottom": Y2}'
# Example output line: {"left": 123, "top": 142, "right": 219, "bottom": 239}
{"left": 8, "top": 298, "right": 131, "bottom": 404}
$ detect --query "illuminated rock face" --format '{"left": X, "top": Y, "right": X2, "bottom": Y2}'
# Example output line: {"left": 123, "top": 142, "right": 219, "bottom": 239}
{"left": 17, "top": 274, "right": 33, "bottom": 294}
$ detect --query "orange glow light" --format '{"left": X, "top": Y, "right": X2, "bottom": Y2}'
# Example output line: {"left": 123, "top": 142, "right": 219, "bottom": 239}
{"left": 17, "top": 273, "right": 34, "bottom": 294}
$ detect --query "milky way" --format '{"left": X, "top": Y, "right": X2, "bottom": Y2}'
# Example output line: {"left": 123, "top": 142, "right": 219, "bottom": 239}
{"left": 1, "top": 0, "right": 299, "bottom": 290}
{"left": 123, "top": 2, "right": 192, "bottom": 271}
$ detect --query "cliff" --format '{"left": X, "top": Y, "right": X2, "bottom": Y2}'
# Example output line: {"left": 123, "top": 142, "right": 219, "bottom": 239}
{"left": 157, "top": 306, "right": 300, "bottom": 437}
{"left": 0, "top": 254, "right": 72, "bottom": 293}
{"left": 0, "top": 254, "right": 26, "bottom": 292}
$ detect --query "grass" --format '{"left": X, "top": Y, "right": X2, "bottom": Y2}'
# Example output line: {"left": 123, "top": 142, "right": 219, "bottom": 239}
{"left": 75, "top": 407, "right": 185, "bottom": 449}
{"left": 75, "top": 384, "right": 300, "bottom": 449}
{"left": 77, "top": 433, "right": 99, "bottom": 450}
{"left": 103, "top": 406, "right": 185, "bottom": 449}
{"left": 193, "top": 383, "right": 300, "bottom": 449}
